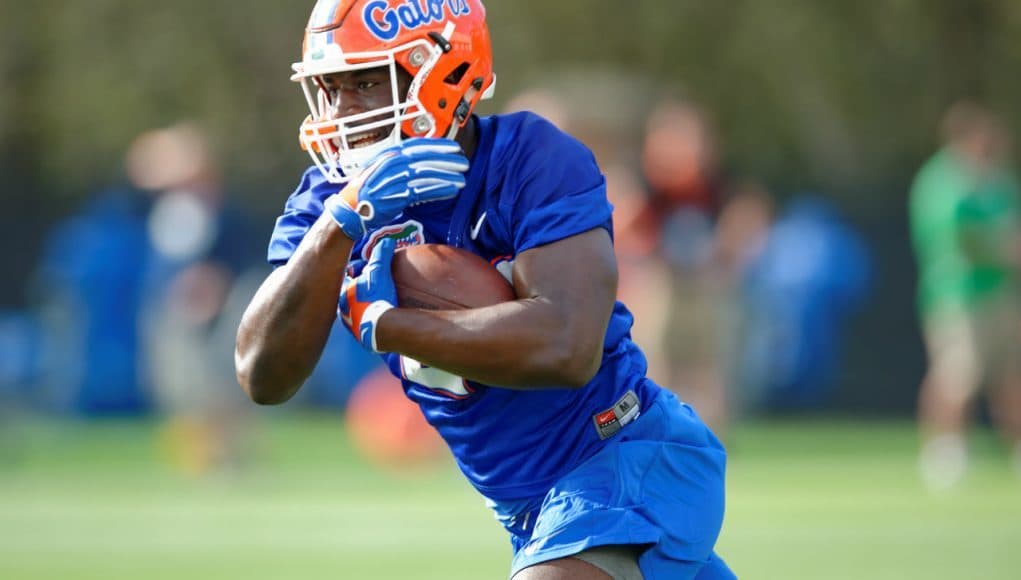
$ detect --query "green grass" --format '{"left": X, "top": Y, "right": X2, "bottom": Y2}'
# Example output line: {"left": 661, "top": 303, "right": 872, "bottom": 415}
{"left": 1, "top": 415, "right": 1019, "bottom": 579}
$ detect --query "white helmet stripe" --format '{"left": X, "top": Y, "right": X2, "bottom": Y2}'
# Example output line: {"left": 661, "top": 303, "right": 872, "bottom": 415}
{"left": 310, "top": 0, "right": 343, "bottom": 29}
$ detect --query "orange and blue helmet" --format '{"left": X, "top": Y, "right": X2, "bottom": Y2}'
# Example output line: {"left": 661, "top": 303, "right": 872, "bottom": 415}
{"left": 292, "top": 0, "right": 496, "bottom": 183}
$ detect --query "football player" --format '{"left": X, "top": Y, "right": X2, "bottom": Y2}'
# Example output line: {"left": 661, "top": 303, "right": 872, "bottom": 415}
{"left": 236, "top": 1, "right": 735, "bottom": 578}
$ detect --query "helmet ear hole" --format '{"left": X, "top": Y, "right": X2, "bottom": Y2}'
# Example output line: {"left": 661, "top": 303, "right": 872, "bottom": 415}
{"left": 444, "top": 62, "right": 471, "bottom": 85}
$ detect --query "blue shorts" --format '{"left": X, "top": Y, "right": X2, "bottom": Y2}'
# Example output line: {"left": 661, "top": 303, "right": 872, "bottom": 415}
{"left": 497, "top": 389, "right": 733, "bottom": 579}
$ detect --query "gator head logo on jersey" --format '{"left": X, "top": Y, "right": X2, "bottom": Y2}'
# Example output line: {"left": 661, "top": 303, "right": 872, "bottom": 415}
{"left": 361, "top": 220, "right": 426, "bottom": 260}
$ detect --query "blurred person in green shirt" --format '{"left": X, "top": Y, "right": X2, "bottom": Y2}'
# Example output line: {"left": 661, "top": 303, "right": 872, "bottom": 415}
{"left": 910, "top": 101, "right": 1021, "bottom": 490}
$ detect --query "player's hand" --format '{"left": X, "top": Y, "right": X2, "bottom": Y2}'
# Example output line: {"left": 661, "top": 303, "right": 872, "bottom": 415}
{"left": 325, "top": 138, "right": 469, "bottom": 240}
{"left": 338, "top": 237, "right": 398, "bottom": 353}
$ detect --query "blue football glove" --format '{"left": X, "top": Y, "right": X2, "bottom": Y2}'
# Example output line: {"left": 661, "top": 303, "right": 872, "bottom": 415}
{"left": 325, "top": 138, "right": 469, "bottom": 240}
{"left": 338, "top": 237, "right": 398, "bottom": 352}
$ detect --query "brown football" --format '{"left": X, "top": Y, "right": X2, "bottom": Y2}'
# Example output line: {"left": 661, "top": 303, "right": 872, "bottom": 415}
{"left": 391, "top": 244, "right": 515, "bottom": 310}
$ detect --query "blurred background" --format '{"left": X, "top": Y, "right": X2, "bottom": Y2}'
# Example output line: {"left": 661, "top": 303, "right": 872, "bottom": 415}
{"left": 2, "top": 1, "right": 1021, "bottom": 578}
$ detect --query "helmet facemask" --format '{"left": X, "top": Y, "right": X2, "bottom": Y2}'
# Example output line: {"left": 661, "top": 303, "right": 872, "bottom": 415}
{"left": 293, "top": 33, "right": 450, "bottom": 184}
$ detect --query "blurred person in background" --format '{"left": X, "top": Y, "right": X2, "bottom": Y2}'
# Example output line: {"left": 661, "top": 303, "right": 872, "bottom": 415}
{"left": 711, "top": 181, "right": 774, "bottom": 424}
{"left": 501, "top": 88, "right": 570, "bottom": 133}
{"left": 731, "top": 195, "right": 869, "bottom": 413}
{"left": 604, "top": 163, "right": 673, "bottom": 386}
{"left": 33, "top": 150, "right": 155, "bottom": 416}
{"left": 910, "top": 101, "right": 1021, "bottom": 490}
{"left": 641, "top": 98, "right": 729, "bottom": 433}
{"left": 236, "top": 1, "right": 734, "bottom": 578}
{"left": 126, "top": 122, "right": 263, "bottom": 475}
{"left": 33, "top": 122, "right": 266, "bottom": 474}
{"left": 642, "top": 99, "right": 721, "bottom": 218}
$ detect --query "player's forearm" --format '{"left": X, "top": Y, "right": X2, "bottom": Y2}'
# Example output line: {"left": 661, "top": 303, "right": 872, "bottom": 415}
{"left": 236, "top": 215, "right": 352, "bottom": 404}
{"left": 375, "top": 298, "right": 604, "bottom": 389}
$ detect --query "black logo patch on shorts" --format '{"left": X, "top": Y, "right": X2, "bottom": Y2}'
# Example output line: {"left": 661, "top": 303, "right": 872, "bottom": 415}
{"left": 592, "top": 391, "right": 641, "bottom": 440}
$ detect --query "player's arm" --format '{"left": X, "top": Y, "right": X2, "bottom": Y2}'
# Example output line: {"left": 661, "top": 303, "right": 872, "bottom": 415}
{"left": 375, "top": 227, "right": 618, "bottom": 389}
{"left": 235, "top": 214, "right": 352, "bottom": 405}
{"left": 236, "top": 139, "right": 469, "bottom": 405}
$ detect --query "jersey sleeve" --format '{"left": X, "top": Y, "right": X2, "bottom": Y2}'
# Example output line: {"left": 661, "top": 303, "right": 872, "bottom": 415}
{"left": 267, "top": 167, "right": 337, "bottom": 267}
{"left": 499, "top": 117, "right": 613, "bottom": 254}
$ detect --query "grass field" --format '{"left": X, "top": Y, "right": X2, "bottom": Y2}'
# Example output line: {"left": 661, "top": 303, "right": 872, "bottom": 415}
{"left": 1, "top": 415, "right": 1019, "bottom": 579}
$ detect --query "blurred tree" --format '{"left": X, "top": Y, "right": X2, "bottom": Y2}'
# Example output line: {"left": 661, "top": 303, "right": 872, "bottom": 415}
{"left": 3, "top": 0, "right": 1020, "bottom": 214}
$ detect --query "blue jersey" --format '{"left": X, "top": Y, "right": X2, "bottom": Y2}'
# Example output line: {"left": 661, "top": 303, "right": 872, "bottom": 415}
{"left": 269, "top": 112, "right": 664, "bottom": 501}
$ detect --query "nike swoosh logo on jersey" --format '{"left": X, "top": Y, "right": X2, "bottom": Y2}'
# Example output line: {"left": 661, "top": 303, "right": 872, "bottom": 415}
{"left": 470, "top": 211, "right": 488, "bottom": 240}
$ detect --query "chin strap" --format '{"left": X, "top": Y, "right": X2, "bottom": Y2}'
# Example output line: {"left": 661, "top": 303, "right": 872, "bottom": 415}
{"left": 446, "top": 120, "right": 462, "bottom": 140}
{"left": 447, "top": 77, "right": 486, "bottom": 139}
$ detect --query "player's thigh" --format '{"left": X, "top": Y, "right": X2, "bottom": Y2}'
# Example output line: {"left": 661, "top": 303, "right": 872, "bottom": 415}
{"left": 511, "top": 556, "right": 615, "bottom": 580}
{"left": 512, "top": 545, "right": 644, "bottom": 580}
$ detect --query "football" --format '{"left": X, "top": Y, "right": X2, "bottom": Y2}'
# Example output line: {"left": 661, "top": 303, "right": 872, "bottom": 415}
{"left": 391, "top": 244, "right": 515, "bottom": 310}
